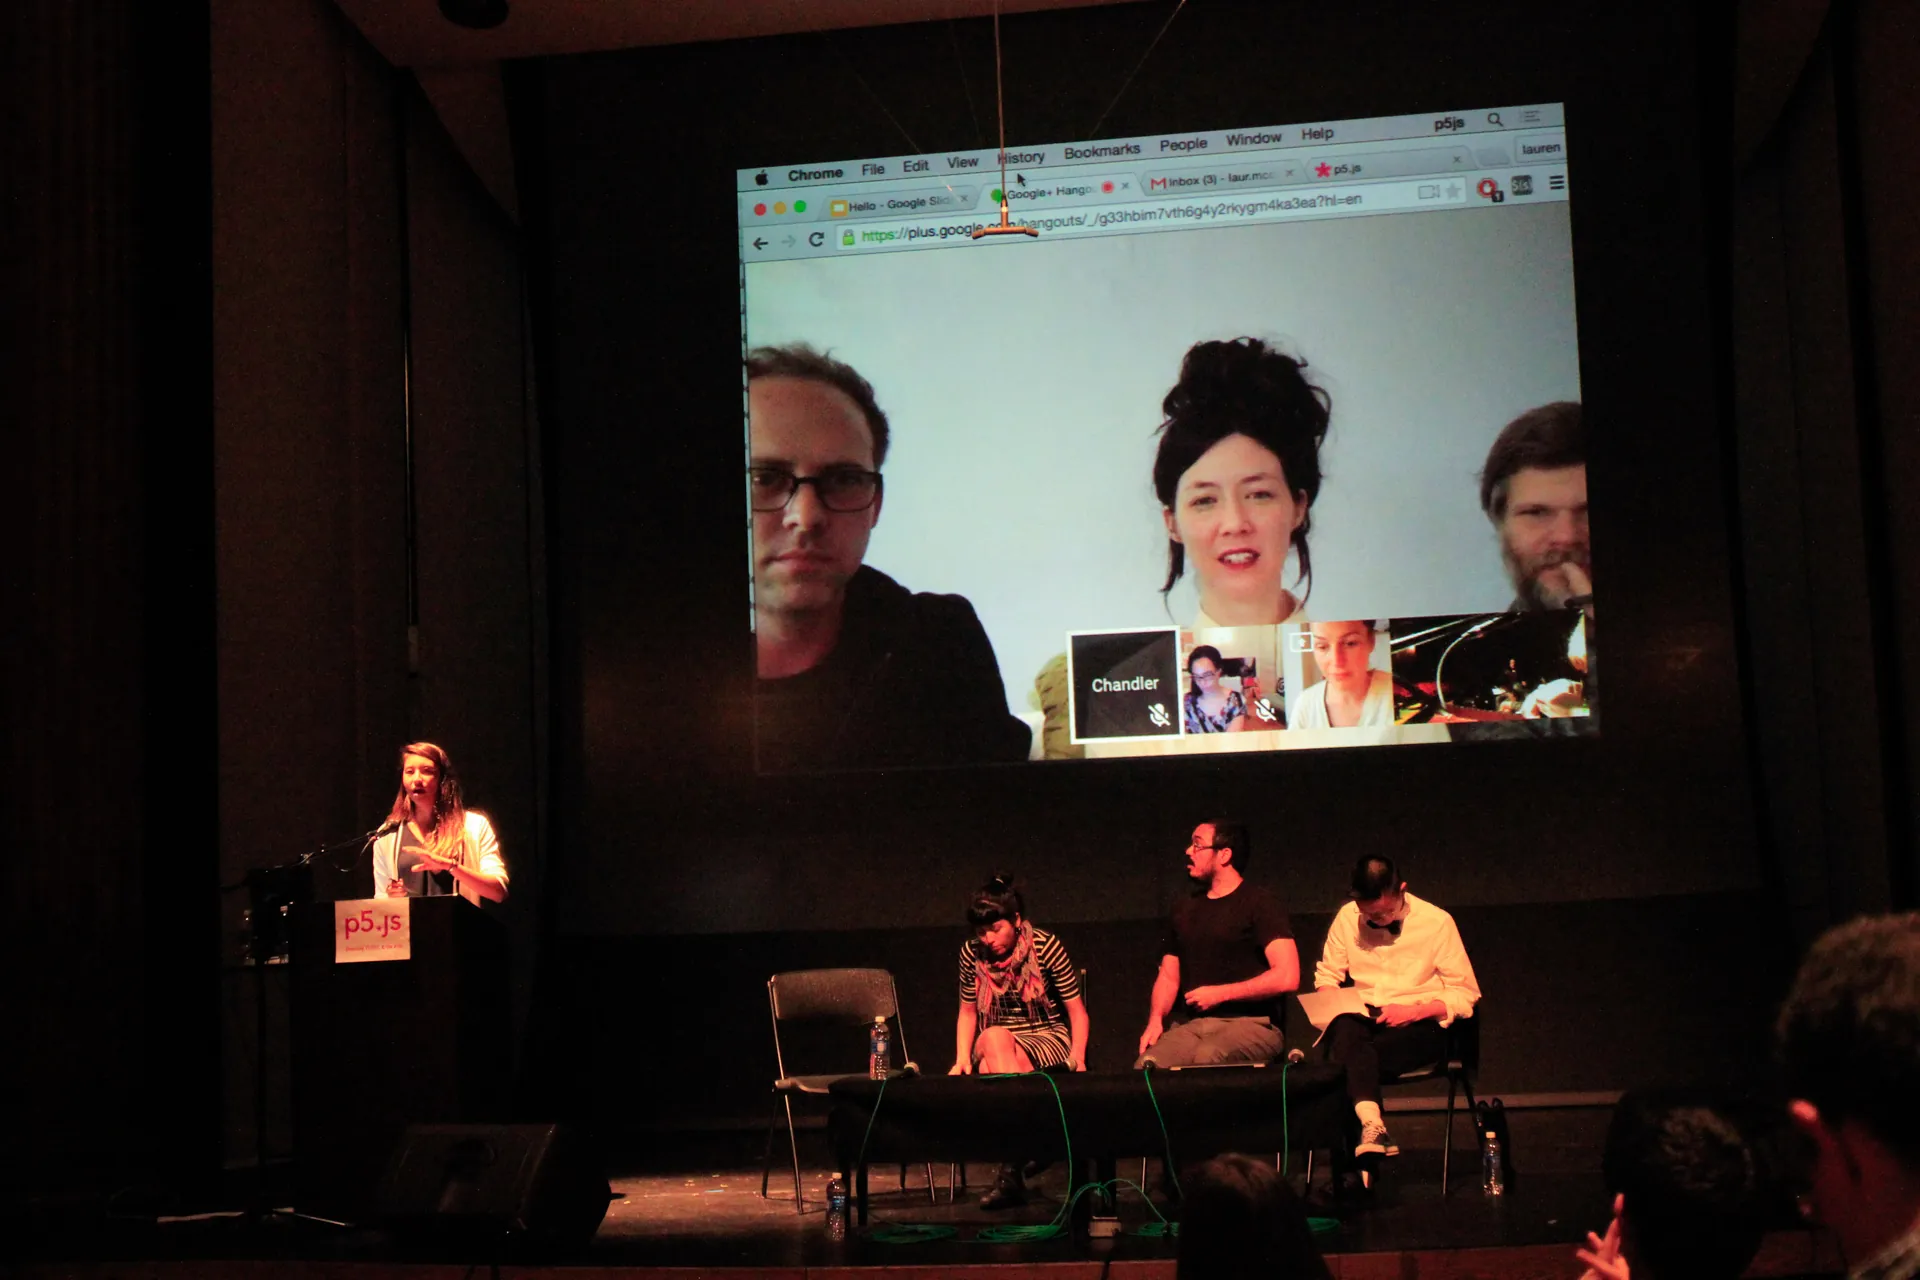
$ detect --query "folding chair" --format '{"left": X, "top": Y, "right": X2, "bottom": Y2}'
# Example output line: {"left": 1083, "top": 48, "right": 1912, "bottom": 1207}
{"left": 759, "top": 968, "right": 932, "bottom": 1211}
{"left": 1304, "top": 1010, "right": 1482, "bottom": 1196}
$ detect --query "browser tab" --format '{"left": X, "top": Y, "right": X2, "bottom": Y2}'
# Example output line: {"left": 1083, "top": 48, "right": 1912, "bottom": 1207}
{"left": 1513, "top": 131, "right": 1567, "bottom": 163}
{"left": 1302, "top": 148, "right": 1473, "bottom": 181}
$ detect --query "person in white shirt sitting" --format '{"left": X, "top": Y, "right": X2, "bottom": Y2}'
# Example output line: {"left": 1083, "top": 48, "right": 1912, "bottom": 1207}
{"left": 1312, "top": 856, "right": 1481, "bottom": 1163}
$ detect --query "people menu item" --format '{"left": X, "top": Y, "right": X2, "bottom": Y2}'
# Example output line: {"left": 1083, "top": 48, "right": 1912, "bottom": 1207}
{"left": 741, "top": 105, "right": 1592, "bottom": 773}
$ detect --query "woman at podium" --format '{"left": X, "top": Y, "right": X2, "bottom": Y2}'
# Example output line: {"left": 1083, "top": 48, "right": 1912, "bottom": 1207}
{"left": 371, "top": 742, "right": 509, "bottom": 905}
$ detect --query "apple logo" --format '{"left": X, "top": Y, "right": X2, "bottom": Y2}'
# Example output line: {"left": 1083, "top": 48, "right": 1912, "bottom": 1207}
{"left": 754, "top": 172, "right": 769, "bottom": 186}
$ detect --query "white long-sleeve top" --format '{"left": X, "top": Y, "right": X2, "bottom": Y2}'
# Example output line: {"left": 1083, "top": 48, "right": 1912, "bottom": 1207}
{"left": 1313, "top": 892, "right": 1480, "bottom": 1025}
{"left": 371, "top": 810, "right": 507, "bottom": 908}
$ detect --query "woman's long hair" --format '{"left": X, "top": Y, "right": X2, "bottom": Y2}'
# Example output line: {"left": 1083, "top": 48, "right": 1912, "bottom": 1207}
{"left": 383, "top": 741, "right": 472, "bottom": 868}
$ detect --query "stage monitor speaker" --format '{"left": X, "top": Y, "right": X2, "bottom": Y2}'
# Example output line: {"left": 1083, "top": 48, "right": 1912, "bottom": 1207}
{"left": 373, "top": 1123, "right": 611, "bottom": 1247}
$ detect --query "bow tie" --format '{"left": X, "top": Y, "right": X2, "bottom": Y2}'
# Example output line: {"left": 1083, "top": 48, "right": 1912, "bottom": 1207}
{"left": 1366, "top": 920, "right": 1403, "bottom": 937}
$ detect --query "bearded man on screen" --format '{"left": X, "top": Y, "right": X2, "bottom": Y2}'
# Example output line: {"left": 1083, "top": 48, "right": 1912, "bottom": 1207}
{"left": 747, "top": 343, "right": 1030, "bottom": 772}
{"left": 1478, "top": 401, "right": 1591, "bottom": 615}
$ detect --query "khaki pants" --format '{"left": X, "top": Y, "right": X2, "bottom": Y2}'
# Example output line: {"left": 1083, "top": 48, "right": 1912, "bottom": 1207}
{"left": 1134, "top": 1015, "right": 1283, "bottom": 1068}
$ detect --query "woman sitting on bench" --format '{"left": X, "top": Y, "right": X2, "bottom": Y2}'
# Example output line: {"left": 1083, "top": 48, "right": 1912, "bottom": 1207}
{"left": 951, "top": 873, "right": 1089, "bottom": 1207}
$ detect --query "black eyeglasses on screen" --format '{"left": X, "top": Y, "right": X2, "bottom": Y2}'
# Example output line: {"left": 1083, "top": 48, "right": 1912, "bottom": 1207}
{"left": 748, "top": 466, "right": 883, "bottom": 513}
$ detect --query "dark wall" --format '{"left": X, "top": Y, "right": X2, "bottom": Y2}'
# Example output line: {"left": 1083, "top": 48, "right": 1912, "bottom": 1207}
{"left": 5, "top": 0, "right": 218, "bottom": 1190}
{"left": 1730, "top": 2, "right": 1920, "bottom": 941}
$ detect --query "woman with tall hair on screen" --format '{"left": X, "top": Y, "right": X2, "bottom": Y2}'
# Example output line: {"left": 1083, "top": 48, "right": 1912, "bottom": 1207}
{"left": 1154, "top": 336, "right": 1329, "bottom": 631}
{"left": 952, "top": 874, "right": 1088, "bottom": 1208}
{"left": 1035, "top": 338, "right": 1328, "bottom": 755}
{"left": 371, "top": 742, "right": 509, "bottom": 905}
{"left": 1290, "top": 620, "right": 1395, "bottom": 729}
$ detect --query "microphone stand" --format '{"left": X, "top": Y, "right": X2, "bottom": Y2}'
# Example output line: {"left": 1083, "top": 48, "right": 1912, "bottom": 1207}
{"left": 223, "top": 822, "right": 393, "bottom": 1231}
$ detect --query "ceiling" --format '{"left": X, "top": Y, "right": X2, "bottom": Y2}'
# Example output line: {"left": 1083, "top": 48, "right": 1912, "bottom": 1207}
{"left": 331, "top": 0, "right": 1144, "bottom": 69}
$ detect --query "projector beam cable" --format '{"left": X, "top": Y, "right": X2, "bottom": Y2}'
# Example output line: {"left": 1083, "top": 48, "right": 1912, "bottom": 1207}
{"left": 1085, "top": 0, "right": 1190, "bottom": 141}
{"left": 947, "top": 15, "right": 987, "bottom": 149}
{"left": 826, "top": 35, "right": 924, "bottom": 156}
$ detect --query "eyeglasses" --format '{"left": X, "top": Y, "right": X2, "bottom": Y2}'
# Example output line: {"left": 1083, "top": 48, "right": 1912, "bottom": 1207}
{"left": 748, "top": 466, "right": 883, "bottom": 513}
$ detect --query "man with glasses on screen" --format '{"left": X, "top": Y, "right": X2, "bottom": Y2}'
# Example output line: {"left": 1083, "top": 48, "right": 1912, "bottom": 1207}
{"left": 747, "top": 343, "right": 1030, "bottom": 771}
{"left": 1135, "top": 821, "right": 1298, "bottom": 1069}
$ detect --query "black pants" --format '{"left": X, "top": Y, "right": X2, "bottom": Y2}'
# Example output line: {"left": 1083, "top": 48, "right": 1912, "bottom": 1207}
{"left": 1321, "top": 1014, "right": 1446, "bottom": 1106}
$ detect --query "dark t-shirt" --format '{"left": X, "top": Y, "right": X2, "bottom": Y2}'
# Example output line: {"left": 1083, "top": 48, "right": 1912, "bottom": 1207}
{"left": 755, "top": 565, "right": 1031, "bottom": 772}
{"left": 1163, "top": 882, "right": 1295, "bottom": 1021}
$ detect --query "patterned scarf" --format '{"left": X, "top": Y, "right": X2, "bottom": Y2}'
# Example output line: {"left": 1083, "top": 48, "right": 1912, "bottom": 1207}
{"left": 976, "top": 921, "right": 1050, "bottom": 1018}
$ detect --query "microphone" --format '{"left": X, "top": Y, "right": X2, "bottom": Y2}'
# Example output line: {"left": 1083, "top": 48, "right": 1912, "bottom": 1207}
{"left": 367, "top": 818, "right": 403, "bottom": 840}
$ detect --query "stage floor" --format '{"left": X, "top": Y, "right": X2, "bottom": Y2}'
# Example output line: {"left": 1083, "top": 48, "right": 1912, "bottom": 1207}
{"left": 13, "top": 1111, "right": 1845, "bottom": 1278}
{"left": 613, "top": 1117, "right": 1591, "bottom": 1263}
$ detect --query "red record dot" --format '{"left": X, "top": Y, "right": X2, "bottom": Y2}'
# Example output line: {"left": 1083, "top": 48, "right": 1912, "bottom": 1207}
{"left": 1102, "top": 180, "right": 1114, "bottom": 193}
{"left": 754, "top": 203, "right": 767, "bottom": 216}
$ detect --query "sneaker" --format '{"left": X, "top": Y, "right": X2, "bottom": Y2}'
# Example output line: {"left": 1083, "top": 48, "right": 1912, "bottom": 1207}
{"left": 979, "top": 1165, "right": 1027, "bottom": 1210}
{"left": 1355, "top": 1119, "right": 1401, "bottom": 1159}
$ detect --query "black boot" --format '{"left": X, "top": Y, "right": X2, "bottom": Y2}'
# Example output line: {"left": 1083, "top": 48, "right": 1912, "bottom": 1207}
{"left": 979, "top": 1162, "right": 1027, "bottom": 1210}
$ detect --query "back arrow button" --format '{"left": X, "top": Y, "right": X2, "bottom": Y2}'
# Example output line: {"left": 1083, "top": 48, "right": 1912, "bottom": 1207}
{"left": 752, "top": 237, "right": 768, "bottom": 250}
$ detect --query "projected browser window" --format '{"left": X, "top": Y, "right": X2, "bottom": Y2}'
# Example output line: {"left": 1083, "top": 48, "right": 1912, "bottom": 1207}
{"left": 738, "top": 105, "right": 1592, "bottom": 774}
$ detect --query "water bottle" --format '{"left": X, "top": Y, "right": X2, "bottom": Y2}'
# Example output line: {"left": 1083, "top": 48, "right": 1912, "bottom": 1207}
{"left": 1482, "top": 1130, "right": 1506, "bottom": 1196}
{"left": 825, "top": 1174, "right": 848, "bottom": 1240}
{"left": 868, "top": 1017, "right": 891, "bottom": 1079}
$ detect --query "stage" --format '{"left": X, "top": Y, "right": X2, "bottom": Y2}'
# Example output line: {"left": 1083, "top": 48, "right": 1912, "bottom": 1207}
{"left": 12, "top": 1110, "right": 1845, "bottom": 1279}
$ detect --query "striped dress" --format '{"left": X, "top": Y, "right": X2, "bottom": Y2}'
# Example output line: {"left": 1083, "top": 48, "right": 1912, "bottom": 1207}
{"left": 958, "top": 926, "right": 1082, "bottom": 1069}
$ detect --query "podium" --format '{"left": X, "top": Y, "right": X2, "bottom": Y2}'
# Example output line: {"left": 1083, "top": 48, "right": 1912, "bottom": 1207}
{"left": 290, "top": 896, "right": 510, "bottom": 1218}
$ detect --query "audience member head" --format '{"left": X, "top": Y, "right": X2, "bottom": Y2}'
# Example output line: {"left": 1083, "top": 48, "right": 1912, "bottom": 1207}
{"left": 1176, "top": 1153, "right": 1332, "bottom": 1280}
{"left": 1777, "top": 911, "right": 1920, "bottom": 1261}
{"left": 1153, "top": 338, "right": 1330, "bottom": 620}
{"left": 1478, "top": 400, "right": 1588, "bottom": 610}
{"left": 1600, "top": 1088, "right": 1771, "bottom": 1279}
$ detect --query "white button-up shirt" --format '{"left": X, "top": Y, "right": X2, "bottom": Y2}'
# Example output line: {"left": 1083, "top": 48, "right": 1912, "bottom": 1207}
{"left": 1313, "top": 891, "right": 1481, "bottom": 1025}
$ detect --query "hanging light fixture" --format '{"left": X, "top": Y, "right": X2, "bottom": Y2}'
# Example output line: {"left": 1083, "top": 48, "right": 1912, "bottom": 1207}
{"left": 973, "top": 1, "right": 1038, "bottom": 239}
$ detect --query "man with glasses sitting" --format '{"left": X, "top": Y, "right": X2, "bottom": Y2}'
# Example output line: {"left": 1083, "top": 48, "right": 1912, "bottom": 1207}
{"left": 747, "top": 343, "right": 1030, "bottom": 771}
{"left": 1135, "top": 821, "right": 1299, "bottom": 1068}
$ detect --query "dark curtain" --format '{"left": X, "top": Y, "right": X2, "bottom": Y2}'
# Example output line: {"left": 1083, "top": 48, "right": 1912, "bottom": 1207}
{"left": 1730, "top": 0, "right": 1920, "bottom": 937}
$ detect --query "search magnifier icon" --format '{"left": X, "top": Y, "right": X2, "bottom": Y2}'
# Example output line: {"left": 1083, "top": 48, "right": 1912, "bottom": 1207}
{"left": 1486, "top": 111, "right": 1505, "bottom": 127}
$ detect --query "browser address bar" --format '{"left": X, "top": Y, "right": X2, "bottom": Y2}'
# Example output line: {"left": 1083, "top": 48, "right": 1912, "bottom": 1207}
{"left": 834, "top": 178, "right": 1470, "bottom": 250}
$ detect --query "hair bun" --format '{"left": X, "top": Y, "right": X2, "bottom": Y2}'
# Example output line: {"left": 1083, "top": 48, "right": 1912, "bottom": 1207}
{"left": 1163, "top": 337, "right": 1323, "bottom": 445}
{"left": 987, "top": 873, "right": 1015, "bottom": 893}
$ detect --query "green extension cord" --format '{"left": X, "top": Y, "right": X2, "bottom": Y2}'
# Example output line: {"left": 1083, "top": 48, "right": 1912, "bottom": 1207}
{"left": 971, "top": 1070, "right": 1075, "bottom": 1242}
{"left": 866, "top": 1222, "right": 960, "bottom": 1243}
